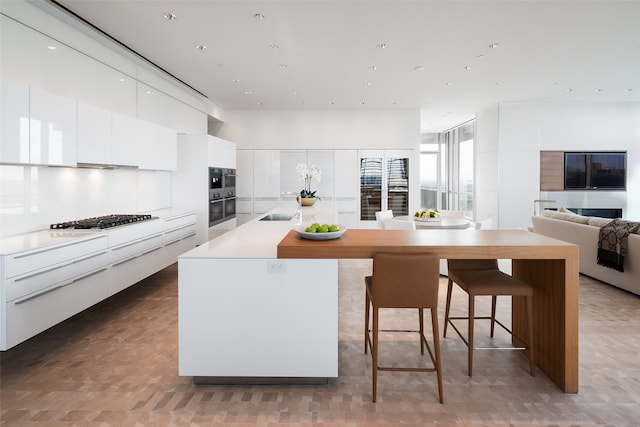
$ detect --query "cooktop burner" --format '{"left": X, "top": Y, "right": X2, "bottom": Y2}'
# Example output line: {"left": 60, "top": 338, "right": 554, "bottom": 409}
{"left": 50, "top": 214, "right": 154, "bottom": 230}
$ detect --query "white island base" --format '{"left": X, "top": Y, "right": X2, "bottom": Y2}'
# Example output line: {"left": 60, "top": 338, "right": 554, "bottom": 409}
{"left": 178, "top": 205, "right": 340, "bottom": 383}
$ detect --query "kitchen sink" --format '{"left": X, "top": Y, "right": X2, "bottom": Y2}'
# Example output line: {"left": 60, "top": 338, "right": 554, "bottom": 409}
{"left": 259, "top": 213, "right": 295, "bottom": 221}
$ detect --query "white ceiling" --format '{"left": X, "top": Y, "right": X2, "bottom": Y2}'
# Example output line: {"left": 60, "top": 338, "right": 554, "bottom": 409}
{"left": 52, "top": 0, "right": 640, "bottom": 133}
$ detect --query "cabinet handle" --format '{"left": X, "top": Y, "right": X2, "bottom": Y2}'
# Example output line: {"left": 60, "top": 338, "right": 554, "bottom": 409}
{"left": 140, "top": 246, "right": 162, "bottom": 257}
{"left": 164, "top": 213, "right": 195, "bottom": 222}
{"left": 165, "top": 223, "right": 195, "bottom": 234}
{"left": 72, "top": 251, "right": 108, "bottom": 264}
{"left": 111, "top": 233, "right": 162, "bottom": 251}
{"left": 14, "top": 260, "right": 74, "bottom": 282}
{"left": 13, "top": 234, "right": 107, "bottom": 259}
{"left": 112, "top": 254, "right": 139, "bottom": 267}
{"left": 165, "top": 232, "right": 196, "bottom": 246}
{"left": 14, "top": 267, "right": 108, "bottom": 305}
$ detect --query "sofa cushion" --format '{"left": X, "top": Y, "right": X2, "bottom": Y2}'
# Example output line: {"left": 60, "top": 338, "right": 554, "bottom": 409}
{"left": 588, "top": 217, "right": 614, "bottom": 228}
{"left": 558, "top": 207, "right": 578, "bottom": 215}
{"left": 541, "top": 209, "right": 590, "bottom": 224}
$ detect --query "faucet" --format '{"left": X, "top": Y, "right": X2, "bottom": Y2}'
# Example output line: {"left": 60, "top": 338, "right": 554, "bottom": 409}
{"left": 281, "top": 191, "right": 302, "bottom": 220}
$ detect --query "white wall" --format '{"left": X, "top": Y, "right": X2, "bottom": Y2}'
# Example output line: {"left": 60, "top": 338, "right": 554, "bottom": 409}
{"left": 476, "top": 102, "right": 640, "bottom": 229}
{"left": 216, "top": 109, "right": 421, "bottom": 150}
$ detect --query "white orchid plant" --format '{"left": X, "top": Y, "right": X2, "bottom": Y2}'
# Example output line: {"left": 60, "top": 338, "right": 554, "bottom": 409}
{"left": 296, "top": 163, "right": 322, "bottom": 199}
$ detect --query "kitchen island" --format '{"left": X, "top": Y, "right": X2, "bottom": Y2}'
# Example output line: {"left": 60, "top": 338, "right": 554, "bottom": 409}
{"left": 179, "top": 205, "right": 580, "bottom": 392}
{"left": 178, "top": 203, "right": 341, "bottom": 382}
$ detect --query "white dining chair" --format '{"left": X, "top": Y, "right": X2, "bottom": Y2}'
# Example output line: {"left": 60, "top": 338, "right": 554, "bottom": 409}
{"left": 375, "top": 210, "right": 393, "bottom": 229}
{"left": 383, "top": 218, "right": 416, "bottom": 230}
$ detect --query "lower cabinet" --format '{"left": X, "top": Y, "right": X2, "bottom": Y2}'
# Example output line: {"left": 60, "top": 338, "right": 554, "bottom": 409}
{"left": 0, "top": 212, "right": 197, "bottom": 351}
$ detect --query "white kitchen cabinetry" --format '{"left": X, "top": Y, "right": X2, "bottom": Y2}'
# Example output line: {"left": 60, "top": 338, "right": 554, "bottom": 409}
{"left": 0, "top": 80, "right": 30, "bottom": 164}
{"left": 236, "top": 149, "right": 254, "bottom": 225}
{"left": 29, "top": 87, "right": 77, "bottom": 166}
{"left": 111, "top": 112, "right": 139, "bottom": 167}
{"left": 253, "top": 150, "right": 281, "bottom": 215}
{"left": 308, "top": 150, "right": 335, "bottom": 201}
{"left": 138, "top": 119, "right": 177, "bottom": 171}
{"left": 77, "top": 102, "right": 112, "bottom": 165}
{"left": 334, "top": 150, "right": 359, "bottom": 228}
{"left": 1, "top": 234, "right": 110, "bottom": 350}
{"left": 208, "top": 137, "right": 236, "bottom": 169}
{"left": 173, "top": 135, "right": 236, "bottom": 244}
{"left": 0, "top": 211, "right": 196, "bottom": 351}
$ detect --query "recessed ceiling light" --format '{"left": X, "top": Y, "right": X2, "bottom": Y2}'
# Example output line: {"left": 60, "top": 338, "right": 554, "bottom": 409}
{"left": 391, "top": 102, "right": 397, "bottom": 105}
{"left": 232, "top": 79, "right": 240, "bottom": 83}
{"left": 164, "top": 12, "right": 177, "bottom": 20}
{"left": 624, "top": 88, "right": 633, "bottom": 92}
{"left": 254, "top": 13, "right": 265, "bottom": 20}
{"left": 195, "top": 44, "right": 207, "bottom": 51}
{"left": 299, "top": 102, "right": 304, "bottom": 106}
{"left": 477, "top": 54, "right": 484, "bottom": 60}
{"left": 269, "top": 44, "right": 279, "bottom": 50}
{"left": 47, "top": 45, "right": 57, "bottom": 50}
{"left": 366, "top": 82, "right": 373, "bottom": 86}
{"left": 464, "top": 66, "right": 472, "bottom": 70}
{"left": 257, "top": 102, "right": 264, "bottom": 105}
{"left": 119, "top": 78, "right": 126, "bottom": 82}
{"left": 369, "top": 65, "right": 378, "bottom": 71}
{"left": 145, "top": 90, "right": 152, "bottom": 94}
{"left": 414, "top": 66, "right": 425, "bottom": 71}
{"left": 244, "top": 90, "right": 252, "bottom": 95}
{"left": 553, "top": 81, "right": 563, "bottom": 86}
{"left": 566, "top": 88, "right": 573, "bottom": 92}
{"left": 361, "top": 101, "right": 366, "bottom": 105}
{"left": 285, "top": 79, "right": 294, "bottom": 83}
{"left": 376, "top": 43, "right": 388, "bottom": 49}
{"left": 495, "top": 81, "right": 503, "bottom": 86}
{"left": 594, "top": 88, "right": 603, "bottom": 92}
{"left": 489, "top": 43, "right": 500, "bottom": 48}
{"left": 278, "top": 64, "right": 287, "bottom": 69}
{"left": 292, "top": 91, "right": 297, "bottom": 95}
{"left": 445, "top": 82, "right": 452, "bottom": 86}
{"left": 330, "top": 101, "right": 335, "bottom": 105}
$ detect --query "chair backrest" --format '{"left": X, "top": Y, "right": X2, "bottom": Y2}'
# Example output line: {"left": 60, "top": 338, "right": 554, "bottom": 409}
{"left": 475, "top": 217, "right": 493, "bottom": 230}
{"left": 375, "top": 210, "right": 393, "bottom": 229}
{"left": 382, "top": 218, "right": 416, "bottom": 230}
{"left": 447, "top": 259, "right": 498, "bottom": 271}
{"left": 371, "top": 253, "right": 440, "bottom": 308}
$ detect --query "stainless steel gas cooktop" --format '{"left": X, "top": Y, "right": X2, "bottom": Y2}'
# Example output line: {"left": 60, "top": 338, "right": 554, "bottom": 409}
{"left": 50, "top": 214, "right": 155, "bottom": 230}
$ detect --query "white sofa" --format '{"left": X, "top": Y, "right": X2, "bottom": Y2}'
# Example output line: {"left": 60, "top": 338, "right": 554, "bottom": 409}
{"left": 531, "top": 210, "right": 640, "bottom": 296}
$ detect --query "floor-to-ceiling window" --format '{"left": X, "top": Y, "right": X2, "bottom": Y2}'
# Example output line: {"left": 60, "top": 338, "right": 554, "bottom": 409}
{"left": 420, "top": 120, "right": 475, "bottom": 218}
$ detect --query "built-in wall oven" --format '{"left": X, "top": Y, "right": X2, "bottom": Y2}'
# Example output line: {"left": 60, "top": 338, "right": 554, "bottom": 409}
{"left": 209, "top": 167, "right": 236, "bottom": 226}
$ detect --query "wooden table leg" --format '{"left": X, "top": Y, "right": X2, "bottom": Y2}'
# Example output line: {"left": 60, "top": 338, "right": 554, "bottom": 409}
{"left": 512, "top": 258, "right": 579, "bottom": 393}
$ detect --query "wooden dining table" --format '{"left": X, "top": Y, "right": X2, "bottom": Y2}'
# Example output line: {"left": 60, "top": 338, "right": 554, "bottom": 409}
{"left": 277, "top": 228, "right": 580, "bottom": 393}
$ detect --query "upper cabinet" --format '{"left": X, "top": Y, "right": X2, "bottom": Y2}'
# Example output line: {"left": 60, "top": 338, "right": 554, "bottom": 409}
{"left": 0, "top": 80, "right": 30, "bottom": 164}
{"left": 29, "top": 87, "right": 77, "bottom": 166}
{"left": 111, "top": 112, "right": 139, "bottom": 167}
{"left": 77, "top": 102, "right": 111, "bottom": 165}
{"left": 138, "top": 119, "right": 177, "bottom": 171}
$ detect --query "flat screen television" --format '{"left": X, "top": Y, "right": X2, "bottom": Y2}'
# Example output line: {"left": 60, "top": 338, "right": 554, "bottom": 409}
{"left": 564, "top": 152, "right": 626, "bottom": 190}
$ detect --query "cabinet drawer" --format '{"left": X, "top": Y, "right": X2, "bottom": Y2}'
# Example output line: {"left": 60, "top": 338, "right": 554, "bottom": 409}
{"left": 5, "top": 234, "right": 108, "bottom": 278}
{"left": 107, "top": 220, "right": 163, "bottom": 247}
{"left": 163, "top": 213, "right": 196, "bottom": 230}
{"left": 164, "top": 223, "right": 196, "bottom": 245}
{"left": 4, "top": 266, "right": 110, "bottom": 350}
{"left": 6, "top": 249, "right": 109, "bottom": 302}
{"left": 109, "top": 233, "right": 164, "bottom": 263}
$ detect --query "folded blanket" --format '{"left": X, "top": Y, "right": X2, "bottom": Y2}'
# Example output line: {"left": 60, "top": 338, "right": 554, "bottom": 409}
{"left": 597, "top": 219, "right": 640, "bottom": 272}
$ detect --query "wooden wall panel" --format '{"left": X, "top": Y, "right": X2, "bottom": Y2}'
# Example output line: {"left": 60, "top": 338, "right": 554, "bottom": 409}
{"left": 540, "top": 151, "right": 564, "bottom": 191}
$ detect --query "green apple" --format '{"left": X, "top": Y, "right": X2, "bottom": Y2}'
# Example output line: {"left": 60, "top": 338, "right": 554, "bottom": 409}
{"left": 328, "top": 225, "right": 339, "bottom": 232}
{"left": 305, "top": 226, "right": 317, "bottom": 232}
{"left": 318, "top": 225, "right": 329, "bottom": 233}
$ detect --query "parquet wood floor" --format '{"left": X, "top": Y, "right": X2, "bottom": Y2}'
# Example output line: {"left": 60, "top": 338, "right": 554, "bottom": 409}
{"left": 1, "top": 260, "right": 639, "bottom": 426}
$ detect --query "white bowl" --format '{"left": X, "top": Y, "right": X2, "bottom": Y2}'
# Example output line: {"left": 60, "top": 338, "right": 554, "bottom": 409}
{"left": 294, "top": 224, "right": 347, "bottom": 240}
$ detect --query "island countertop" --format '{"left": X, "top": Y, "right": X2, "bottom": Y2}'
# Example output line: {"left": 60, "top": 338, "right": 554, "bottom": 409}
{"left": 179, "top": 203, "right": 339, "bottom": 259}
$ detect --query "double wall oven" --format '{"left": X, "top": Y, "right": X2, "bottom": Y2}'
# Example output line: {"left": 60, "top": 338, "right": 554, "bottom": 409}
{"left": 209, "top": 167, "right": 236, "bottom": 226}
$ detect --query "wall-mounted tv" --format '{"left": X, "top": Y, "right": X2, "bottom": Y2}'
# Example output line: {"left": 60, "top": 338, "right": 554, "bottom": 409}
{"left": 564, "top": 152, "right": 626, "bottom": 190}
